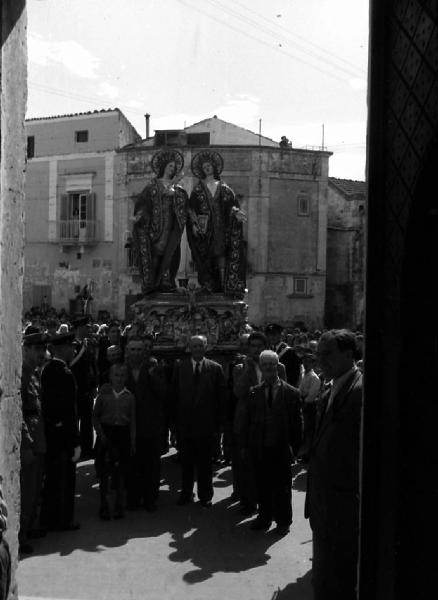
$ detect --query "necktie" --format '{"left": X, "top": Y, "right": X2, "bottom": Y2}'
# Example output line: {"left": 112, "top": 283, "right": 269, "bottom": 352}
{"left": 194, "top": 362, "right": 201, "bottom": 385}
{"left": 268, "top": 384, "right": 273, "bottom": 409}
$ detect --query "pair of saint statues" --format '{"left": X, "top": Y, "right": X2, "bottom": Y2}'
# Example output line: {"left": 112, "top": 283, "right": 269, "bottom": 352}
{"left": 132, "top": 149, "right": 246, "bottom": 298}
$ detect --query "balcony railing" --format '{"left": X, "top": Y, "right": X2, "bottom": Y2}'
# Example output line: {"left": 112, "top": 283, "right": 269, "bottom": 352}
{"left": 50, "top": 220, "right": 100, "bottom": 244}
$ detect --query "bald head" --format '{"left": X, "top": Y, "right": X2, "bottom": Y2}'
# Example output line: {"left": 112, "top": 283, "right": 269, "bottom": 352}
{"left": 189, "top": 335, "right": 207, "bottom": 361}
{"left": 106, "top": 344, "right": 122, "bottom": 364}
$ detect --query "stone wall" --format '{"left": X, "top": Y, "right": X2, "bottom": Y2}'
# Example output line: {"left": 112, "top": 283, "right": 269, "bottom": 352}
{"left": 0, "top": 1, "right": 27, "bottom": 597}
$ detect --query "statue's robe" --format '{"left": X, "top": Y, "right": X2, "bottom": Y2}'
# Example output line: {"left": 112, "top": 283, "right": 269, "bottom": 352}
{"left": 187, "top": 179, "right": 246, "bottom": 297}
{"left": 133, "top": 178, "right": 187, "bottom": 293}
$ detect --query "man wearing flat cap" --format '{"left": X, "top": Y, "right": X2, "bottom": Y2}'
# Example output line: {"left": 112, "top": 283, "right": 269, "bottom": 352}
{"left": 265, "top": 323, "right": 302, "bottom": 388}
{"left": 70, "top": 315, "right": 97, "bottom": 460}
{"left": 20, "top": 331, "right": 48, "bottom": 554}
{"left": 40, "top": 331, "right": 81, "bottom": 531}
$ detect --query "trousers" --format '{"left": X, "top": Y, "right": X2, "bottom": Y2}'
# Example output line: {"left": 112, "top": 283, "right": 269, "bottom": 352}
{"left": 254, "top": 445, "right": 292, "bottom": 526}
{"left": 180, "top": 435, "right": 214, "bottom": 502}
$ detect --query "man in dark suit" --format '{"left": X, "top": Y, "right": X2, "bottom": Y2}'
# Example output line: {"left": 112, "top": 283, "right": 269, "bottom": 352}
{"left": 265, "top": 323, "right": 302, "bottom": 387}
{"left": 241, "top": 350, "right": 302, "bottom": 535}
{"left": 171, "top": 335, "right": 227, "bottom": 507}
{"left": 305, "top": 329, "right": 362, "bottom": 600}
{"left": 125, "top": 336, "right": 166, "bottom": 511}
{"left": 40, "top": 332, "right": 81, "bottom": 531}
{"left": 20, "top": 331, "right": 48, "bottom": 554}
{"left": 232, "top": 331, "right": 287, "bottom": 515}
{"left": 70, "top": 315, "right": 97, "bottom": 459}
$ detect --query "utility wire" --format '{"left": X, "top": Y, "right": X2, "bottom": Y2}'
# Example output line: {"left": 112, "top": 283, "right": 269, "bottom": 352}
{"left": 205, "top": 0, "right": 364, "bottom": 79}
{"left": 177, "top": 0, "right": 350, "bottom": 83}
{"left": 231, "top": 0, "right": 367, "bottom": 76}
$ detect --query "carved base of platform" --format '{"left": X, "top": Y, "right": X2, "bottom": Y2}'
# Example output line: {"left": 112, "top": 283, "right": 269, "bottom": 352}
{"left": 130, "top": 289, "right": 248, "bottom": 351}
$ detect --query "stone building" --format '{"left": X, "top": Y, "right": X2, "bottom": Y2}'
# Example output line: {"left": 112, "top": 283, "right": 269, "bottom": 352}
{"left": 23, "top": 108, "right": 141, "bottom": 317}
{"left": 325, "top": 177, "right": 366, "bottom": 329}
{"left": 3, "top": 2, "right": 438, "bottom": 597}
{"left": 116, "top": 116, "right": 331, "bottom": 329}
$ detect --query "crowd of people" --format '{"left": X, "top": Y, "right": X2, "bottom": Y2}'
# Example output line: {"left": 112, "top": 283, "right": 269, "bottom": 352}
{"left": 0, "top": 309, "right": 364, "bottom": 600}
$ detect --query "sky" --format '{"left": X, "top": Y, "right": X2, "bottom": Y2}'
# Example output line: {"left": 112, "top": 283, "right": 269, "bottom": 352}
{"left": 27, "top": 0, "right": 369, "bottom": 180}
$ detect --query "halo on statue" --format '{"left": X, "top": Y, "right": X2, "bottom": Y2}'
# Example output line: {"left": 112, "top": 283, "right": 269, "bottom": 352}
{"left": 151, "top": 150, "right": 184, "bottom": 176}
{"left": 191, "top": 150, "right": 224, "bottom": 180}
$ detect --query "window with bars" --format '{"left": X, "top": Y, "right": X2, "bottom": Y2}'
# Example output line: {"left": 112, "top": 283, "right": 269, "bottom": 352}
{"left": 27, "top": 136, "right": 35, "bottom": 159}
{"left": 294, "top": 278, "right": 308, "bottom": 295}
{"left": 297, "top": 193, "right": 310, "bottom": 216}
{"left": 59, "top": 192, "right": 97, "bottom": 241}
{"left": 75, "top": 130, "right": 89, "bottom": 143}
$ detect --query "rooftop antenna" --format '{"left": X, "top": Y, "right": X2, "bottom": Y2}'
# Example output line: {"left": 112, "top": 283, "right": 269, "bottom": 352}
{"left": 322, "top": 123, "right": 325, "bottom": 150}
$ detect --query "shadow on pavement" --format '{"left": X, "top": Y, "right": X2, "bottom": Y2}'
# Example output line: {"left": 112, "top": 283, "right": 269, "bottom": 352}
{"left": 275, "top": 569, "right": 313, "bottom": 599}
{"left": 20, "top": 452, "right": 284, "bottom": 577}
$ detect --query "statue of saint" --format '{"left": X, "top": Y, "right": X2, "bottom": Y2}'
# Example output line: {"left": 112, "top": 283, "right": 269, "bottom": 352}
{"left": 187, "top": 150, "right": 246, "bottom": 297}
{"left": 132, "top": 150, "right": 188, "bottom": 294}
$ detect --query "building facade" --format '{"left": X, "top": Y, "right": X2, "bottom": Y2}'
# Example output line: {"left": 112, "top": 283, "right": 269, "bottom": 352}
{"left": 115, "top": 116, "right": 331, "bottom": 329}
{"left": 325, "top": 177, "right": 366, "bottom": 329}
{"left": 24, "top": 109, "right": 141, "bottom": 317}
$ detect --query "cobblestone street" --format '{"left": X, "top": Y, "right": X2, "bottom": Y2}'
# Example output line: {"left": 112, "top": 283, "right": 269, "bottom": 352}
{"left": 18, "top": 453, "right": 312, "bottom": 600}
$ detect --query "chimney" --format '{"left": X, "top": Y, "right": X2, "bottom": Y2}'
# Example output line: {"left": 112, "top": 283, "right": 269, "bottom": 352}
{"left": 145, "top": 113, "right": 150, "bottom": 139}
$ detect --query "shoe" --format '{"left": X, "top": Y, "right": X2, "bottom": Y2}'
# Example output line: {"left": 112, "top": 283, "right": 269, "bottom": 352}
{"left": 27, "top": 528, "right": 47, "bottom": 539}
{"left": 19, "top": 542, "right": 34, "bottom": 554}
{"left": 199, "top": 500, "right": 212, "bottom": 508}
{"left": 239, "top": 504, "right": 257, "bottom": 516}
{"left": 250, "top": 519, "right": 272, "bottom": 531}
{"left": 177, "top": 494, "right": 193, "bottom": 506}
{"left": 274, "top": 524, "right": 290, "bottom": 536}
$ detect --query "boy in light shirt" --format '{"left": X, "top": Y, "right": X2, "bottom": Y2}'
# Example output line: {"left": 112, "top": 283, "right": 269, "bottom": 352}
{"left": 93, "top": 362, "right": 135, "bottom": 520}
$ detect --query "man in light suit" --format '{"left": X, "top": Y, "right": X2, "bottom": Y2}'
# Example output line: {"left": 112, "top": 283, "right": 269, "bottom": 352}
{"left": 305, "top": 329, "right": 363, "bottom": 600}
{"left": 171, "top": 335, "right": 227, "bottom": 507}
{"left": 241, "top": 350, "right": 302, "bottom": 535}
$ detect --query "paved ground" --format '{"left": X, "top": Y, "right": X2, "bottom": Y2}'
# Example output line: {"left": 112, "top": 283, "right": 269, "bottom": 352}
{"left": 18, "top": 451, "right": 313, "bottom": 600}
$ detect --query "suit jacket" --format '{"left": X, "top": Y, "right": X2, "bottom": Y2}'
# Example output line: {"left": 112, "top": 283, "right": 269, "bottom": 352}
{"left": 171, "top": 357, "right": 227, "bottom": 438}
{"left": 241, "top": 379, "right": 303, "bottom": 459}
{"left": 125, "top": 358, "right": 166, "bottom": 439}
{"left": 70, "top": 338, "right": 97, "bottom": 399}
{"left": 41, "top": 358, "right": 80, "bottom": 454}
{"left": 275, "top": 342, "right": 302, "bottom": 387}
{"left": 232, "top": 357, "right": 286, "bottom": 435}
{"left": 305, "top": 368, "right": 363, "bottom": 542}
{"left": 21, "top": 363, "right": 46, "bottom": 454}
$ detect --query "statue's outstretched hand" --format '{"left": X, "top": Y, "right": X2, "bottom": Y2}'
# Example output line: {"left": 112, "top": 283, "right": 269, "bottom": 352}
{"left": 132, "top": 210, "right": 145, "bottom": 225}
{"left": 232, "top": 207, "right": 247, "bottom": 224}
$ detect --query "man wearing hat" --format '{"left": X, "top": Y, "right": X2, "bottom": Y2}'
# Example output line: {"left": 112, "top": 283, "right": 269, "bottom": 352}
{"left": 40, "top": 331, "right": 81, "bottom": 531}
{"left": 70, "top": 315, "right": 97, "bottom": 460}
{"left": 20, "top": 331, "right": 48, "bottom": 554}
{"left": 265, "top": 323, "right": 302, "bottom": 387}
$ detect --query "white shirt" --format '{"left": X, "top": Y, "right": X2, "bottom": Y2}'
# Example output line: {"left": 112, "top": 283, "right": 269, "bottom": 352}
{"left": 254, "top": 362, "right": 263, "bottom": 385}
{"left": 326, "top": 366, "right": 358, "bottom": 411}
{"left": 191, "top": 357, "right": 205, "bottom": 374}
{"left": 299, "top": 369, "right": 321, "bottom": 403}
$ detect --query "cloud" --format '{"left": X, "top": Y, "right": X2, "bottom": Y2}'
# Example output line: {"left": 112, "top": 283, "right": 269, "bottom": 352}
{"left": 98, "top": 82, "right": 119, "bottom": 100}
{"left": 126, "top": 100, "right": 144, "bottom": 109}
{"left": 140, "top": 95, "right": 261, "bottom": 133}
{"left": 28, "top": 34, "right": 100, "bottom": 79}
{"left": 211, "top": 95, "right": 260, "bottom": 128}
